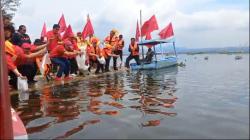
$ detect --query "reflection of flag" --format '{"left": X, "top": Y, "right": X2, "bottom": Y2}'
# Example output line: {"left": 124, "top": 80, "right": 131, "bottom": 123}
{"left": 135, "top": 20, "right": 140, "bottom": 42}
{"left": 82, "top": 15, "right": 94, "bottom": 39}
{"left": 141, "top": 15, "right": 159, "bottom": 37}
{"left": 62, "top": 25, "right": 74, "bottom": 39}
{"left": 0, "top": 9, "right": 14, "bottom": 139}
{"left": 58, "top": 14, "right": 67, "bottom": 33}
{"left": 41, "top": 23, "right": 47, "bottom": 38}
{"left": 159, "top": 22, "right": 174, "bottom": 39}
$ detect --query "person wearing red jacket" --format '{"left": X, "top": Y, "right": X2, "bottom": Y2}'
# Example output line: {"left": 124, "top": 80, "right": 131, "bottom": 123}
{"left": 4, "top": 25, "right": 47, "bottom": 89}
{"left": 46, "top": 24, "right": 62, "bottom": 52}
{"left": 49, "top": 40, "right": 80, "bottom": 81}
{"left": 64, "top": 35, "right": 80, "bottom": 76}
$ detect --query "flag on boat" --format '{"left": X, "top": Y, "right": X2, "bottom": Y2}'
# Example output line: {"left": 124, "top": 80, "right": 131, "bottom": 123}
{"left": 58, "top": 14, "right": 67, "bottom": 33}
{"left": 158, "top": 22, "right": 174, "bottom": 39}
{"left": 141, "top": 15, "right": 159, "bottom": 37}
{"left": 82, "top": 15, "right": 94, "bottom": 39}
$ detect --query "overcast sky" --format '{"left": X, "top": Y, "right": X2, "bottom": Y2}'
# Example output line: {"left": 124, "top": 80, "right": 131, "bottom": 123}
{"left": 12, "top": 0, "right": 249, "bottom": 48}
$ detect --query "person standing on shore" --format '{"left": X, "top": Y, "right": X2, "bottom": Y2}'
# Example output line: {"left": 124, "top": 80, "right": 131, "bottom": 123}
{"left": 125, "top": 38, "right": 140, "bottom": 68}
{"left": 105, "top": 30, "right": 119, "bottom": 70}
{"left": 116, "top": 34, "right": 124, "bottom": 68}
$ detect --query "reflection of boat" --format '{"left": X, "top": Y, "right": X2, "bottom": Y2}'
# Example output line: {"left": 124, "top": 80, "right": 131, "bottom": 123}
{"left": 235, "top": 55, "right": 242, "bottom": 60}
{"left": 130, "top": 40, "right": 178, "bottom": 70}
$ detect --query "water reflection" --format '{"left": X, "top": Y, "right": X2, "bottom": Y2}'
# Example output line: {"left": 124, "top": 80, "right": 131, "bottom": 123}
{"left": 12, "top": 66, "right": 179, "bottom": 138}
{"left": 128, "top": 67, "right": 178, "bottom": 124}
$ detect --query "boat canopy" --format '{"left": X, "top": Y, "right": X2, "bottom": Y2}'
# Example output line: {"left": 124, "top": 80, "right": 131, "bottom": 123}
{"left": 137, "top": 39, "right": 170, "bottom": 46}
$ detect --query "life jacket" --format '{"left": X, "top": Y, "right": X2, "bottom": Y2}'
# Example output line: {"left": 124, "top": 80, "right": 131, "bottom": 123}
{"left": 102, "top": 44, "right": 113, "bottom": 59}
{"left": 88, "top": 45, "right": 101, "bottom": 61}
{"left": 130, "top": 43, "right": 139, "bottom": 56}
{"left": 117, "top": 39, "right": 124, "bottom": 50}
{"left": 105, "top": 35, "right": 118, "bottom": 48}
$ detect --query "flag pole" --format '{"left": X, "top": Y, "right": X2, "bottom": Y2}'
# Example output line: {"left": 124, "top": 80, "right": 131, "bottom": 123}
{"left": 0, "top": 2, "right": 14, "bottom": 139}
{"left": 140, "top": 10, "right": 145, "bottom": 66}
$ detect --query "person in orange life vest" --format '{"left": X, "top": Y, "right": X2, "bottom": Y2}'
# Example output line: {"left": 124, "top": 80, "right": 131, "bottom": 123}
{"left": 4, "top": 25, "right": 47, "bottom": 89}
{"left": 102, "top": 44, "right": 119, "bottom": 72}
{"left": 87, "top": 37, "right": 101, "bottom": 72}
{"left": 125, "top": 38, "right": 141, "bottom": 68}
{"left": 46, "top": 24, "right": 62, "bottom": 52}
{"left": 49, "top": 40, "right": 81, "bottom": 81}
{"left": 104, "top": 30, "right": 119, "bottom": 70}
{"left": 116, "top": 34, "right": 125, "bottom": 66}
{"left": 64, "top": 34, "right": 80, "bottom": 76}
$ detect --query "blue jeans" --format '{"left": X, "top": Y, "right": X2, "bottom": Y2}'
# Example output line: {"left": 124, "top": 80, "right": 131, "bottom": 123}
{"left": 51, "top": 57, "right": 70, "bottom": 78}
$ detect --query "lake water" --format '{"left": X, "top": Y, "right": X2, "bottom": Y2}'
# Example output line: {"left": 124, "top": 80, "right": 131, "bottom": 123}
{"left": 12, "top": 54, "right": 249, "bottom": 139}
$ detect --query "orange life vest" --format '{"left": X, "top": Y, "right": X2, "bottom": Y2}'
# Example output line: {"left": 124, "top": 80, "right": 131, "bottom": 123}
{"left": 130, "top": 43, "right": 139, "bottom": 56}
{"left": 88, "top": 45, "right": 101, "bottom": 61}
{"left": 117, "top": 39, "right": 124, "bottom": 50}
{"left": 102, "top": 44, "right": 113, "bottom": 59}
{"left": 105, "top": 36, "right": 118, "bottom": 48}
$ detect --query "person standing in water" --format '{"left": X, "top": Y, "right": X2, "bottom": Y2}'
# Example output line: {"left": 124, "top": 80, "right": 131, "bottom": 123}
{"left": 125, "top": 38, "right": 140, "bottom": 68}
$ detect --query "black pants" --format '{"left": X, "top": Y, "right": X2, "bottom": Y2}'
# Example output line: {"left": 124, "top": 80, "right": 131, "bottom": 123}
{"left": 105, "top": 56, "right": 111, "bottom": 71}
{"left": 113, "top": 50, "right": 123, "bottom": 69}
{"left": 117, "top": 50, "right": 123, "bottom": 61}
{"left": 125, "top": 54, "right": 141, "bottom": 68}
{"left": 18, "top": 63, "right": 37, "bottom": 82}
{"left": 95, "top": 61, "right": 104, "bottom": 74}
{"left": 88, "top": 59, "right": 97, "bottom": 72}
{"left": 9, "top": 71, "right": 18, "bottom": 89}
{"left": 69, "top": 58, "right": 78, "bottom": 74}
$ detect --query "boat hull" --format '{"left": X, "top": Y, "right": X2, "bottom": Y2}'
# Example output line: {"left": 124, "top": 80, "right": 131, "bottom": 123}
{"left": 130, "top": 56, "right": 177, "bottom": 70}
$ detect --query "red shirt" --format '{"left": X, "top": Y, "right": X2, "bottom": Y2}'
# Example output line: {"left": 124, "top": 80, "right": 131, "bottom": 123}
{"left": 46, "top": 30, "right": 62, "bottom": 51}
{"left": 49, "top": 45, "right": 65, "bottom": 58}
{"left": 6, "top": 46, "right": 27, "bottom": 70}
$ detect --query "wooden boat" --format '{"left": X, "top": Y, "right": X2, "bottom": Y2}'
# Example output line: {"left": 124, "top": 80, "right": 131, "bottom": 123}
{"left": 130, "top": 39, "right": 178, "bottom": 70}
{"left": 235, "top": 55, "right": 242, "bottom": 60}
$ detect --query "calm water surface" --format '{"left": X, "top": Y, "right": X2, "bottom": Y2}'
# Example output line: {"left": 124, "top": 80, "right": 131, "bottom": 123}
{"left": 12, "top": 54, "right": 249, "bottom": 139}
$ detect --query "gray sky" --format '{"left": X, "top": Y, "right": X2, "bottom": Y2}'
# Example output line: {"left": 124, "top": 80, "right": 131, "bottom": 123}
{"left": 12, "top": 0, "right": 249, "bottom": 48}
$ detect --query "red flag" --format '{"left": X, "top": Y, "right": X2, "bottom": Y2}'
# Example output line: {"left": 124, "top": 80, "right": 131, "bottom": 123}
{"left": 158, "top": 22, "right": 174, "bottom": 39}
{"left": 145, "top": 33, "right": 152, "bottom": 40}
{"left": 41, "top": 22, "right": 47, "bottom": 38}
{"left": 58, "top": 14, "right": 67, "bottom": 33}
{"left": 141, "top": 15, "right": 159, "bottom": 37}
{"left": 82, "top": 15, "right": 94, "bottom": 39}
{"left": 145, "top": 33, "right": 153, "bottom": 48}
{"left": 135, "top": 20, "right": 140, "bottom": 42}
{"left": 62, "top": 25, "right": 74, "bottom": 39}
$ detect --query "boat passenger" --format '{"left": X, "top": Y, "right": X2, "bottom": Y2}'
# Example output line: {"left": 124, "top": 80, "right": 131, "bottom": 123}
{"left": 144, "top": 48, "right": 154, "bottom": 64}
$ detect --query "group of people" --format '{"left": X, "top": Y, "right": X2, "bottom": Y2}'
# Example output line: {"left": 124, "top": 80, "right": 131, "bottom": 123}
{"left": 3, "top": 16, "right": 155, "bottom": 90}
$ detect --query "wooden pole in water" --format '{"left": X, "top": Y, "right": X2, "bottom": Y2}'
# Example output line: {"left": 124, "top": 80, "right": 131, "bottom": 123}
{"left": 0, "top": 1, "right": 14, "bottom": 139}
{"left": 173, "top": 42, "right": 177, "bottom": 57}
{"left": 140, "top": 10, "right": 144, "bottom": 66}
